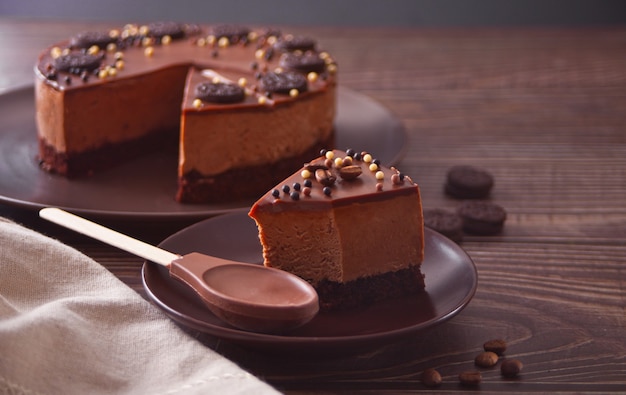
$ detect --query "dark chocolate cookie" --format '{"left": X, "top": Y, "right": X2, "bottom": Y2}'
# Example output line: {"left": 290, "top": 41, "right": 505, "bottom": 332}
{"left": 457, "top": 201, "right": 507, "bottom": 235}
{"left": 195, "top": 82, "right": 245, "bottom": 104}
{"left": 274, "top": 35, "right": 316, "bottom": 52}
{"left": 211, "top": 24, "right": 250, "bottom": 42}
{"left": 147, "top": 21, "right": 186, "bottom": 39}
{"left": 70, "top": 31, "right": 117, "bottom": 49}
{"left": 445, "top": 165, "right": 494, "bottom": 199}
{"left": 279, "top": 52, "right": 326, "bottom": 73}
{"left": 260, "top": 71, "right": 308, "bottom": 94}
{"left": 423, "top": 208, "right": 463, "bottom": 242}
{"left": 53, "top": 53, "right": 102, "bottom": 73}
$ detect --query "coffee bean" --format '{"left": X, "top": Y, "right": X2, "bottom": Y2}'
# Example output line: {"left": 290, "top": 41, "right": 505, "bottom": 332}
{"left": 458, "top": 370, "right": 482, "bottom": 386}
{"left": 501, "top": 359, "right": 523, "bottom": 378}
{"left": 483, "top": 339, "right": 507, "bottom": 355}
{"left": 474, "top": 351, "right": 499, "bottom": 367}
{"left": 420, "top": 368, "right": 442, "bottom": 388}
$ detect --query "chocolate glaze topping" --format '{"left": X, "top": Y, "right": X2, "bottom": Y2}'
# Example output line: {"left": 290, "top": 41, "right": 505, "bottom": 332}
{"left": 36, "top": 22, "right": 338, "bottom": 108}
{"left": 251, "top": 149, "right": 419, "bottom": 213}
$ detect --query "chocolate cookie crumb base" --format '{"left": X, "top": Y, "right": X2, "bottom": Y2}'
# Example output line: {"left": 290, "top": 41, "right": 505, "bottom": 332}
{"left": 314, "top": 265, "right": 425, "bottom": 311}
{"left": 177, "top": 132, "right": 334, "bottom": 203}
{"left": 38, "top": 131, "right": 175, "bottom": 178}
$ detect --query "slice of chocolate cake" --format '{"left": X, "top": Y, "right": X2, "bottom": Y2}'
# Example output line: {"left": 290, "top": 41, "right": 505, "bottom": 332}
{"left": 248, "top": 149, "right": 425, "bottom": 310}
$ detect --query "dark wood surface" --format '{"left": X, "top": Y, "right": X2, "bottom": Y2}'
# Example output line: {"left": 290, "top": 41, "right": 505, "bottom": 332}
{"left": 1, "top": 19, "right": 625, "bottom": 393}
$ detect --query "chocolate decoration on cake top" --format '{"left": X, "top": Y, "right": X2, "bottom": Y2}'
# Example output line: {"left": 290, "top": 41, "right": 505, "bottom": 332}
{"left": 260, "top": 71, "right": 308, "bottom": 94}
{"left": 254, "top": 149, "right": 418, "bottom": 211}
{"left": 37, "top": 22, "right": 338, "bottom": 96}
{"left": 70, "top": 31, "right": 117, "bottom": 49}
{"left": 194, "top": 81, "right": 245, "bottom": 104}
{"left": 274, "top": 35, "right": 317, "bottom": 52}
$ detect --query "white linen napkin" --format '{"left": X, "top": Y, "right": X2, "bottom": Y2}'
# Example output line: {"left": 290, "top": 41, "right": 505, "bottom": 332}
{"left": 0, "top": 217, "right": 281, "bottom": 395}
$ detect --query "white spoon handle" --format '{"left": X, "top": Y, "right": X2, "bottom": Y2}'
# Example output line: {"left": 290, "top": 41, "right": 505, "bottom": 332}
{"left": 39, "top": 208, "right": 178, "bottom": 267}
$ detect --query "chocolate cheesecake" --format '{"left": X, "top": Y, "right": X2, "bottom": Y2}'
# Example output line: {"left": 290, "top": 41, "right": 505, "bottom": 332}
{"left": 35, "top": 22, "right": 337, "bottom": 203}
{"left": 248, "top": 149, "right": 425, "bottom": 310}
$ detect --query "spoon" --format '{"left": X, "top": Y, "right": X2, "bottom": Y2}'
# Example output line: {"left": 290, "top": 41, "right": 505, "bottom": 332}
{"left": 39, "top": 207, "right": 319, "bottom": 333}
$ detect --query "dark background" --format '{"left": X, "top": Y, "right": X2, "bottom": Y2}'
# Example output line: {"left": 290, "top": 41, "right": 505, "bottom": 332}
{"left": 1, "top": 0, "right": 625, "bottom": 26}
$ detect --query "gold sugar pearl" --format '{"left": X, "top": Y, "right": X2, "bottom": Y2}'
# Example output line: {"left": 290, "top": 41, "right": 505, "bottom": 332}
{"left": 238, "top": 77, "right": 248, "bottom": 87}
{"left": 98, "top": 69, "right": 108, "bottom": 79}
{"left": 289, "top": 89, "right": 299, "bottom": 98}
{"left": 327, "top": 64, "right": 338, "bottom": 74}
{"left": 50, "top": 47, "right": 62, "bottom": 59}
{"left": 301, "top": 169, "right": 312, "bottom": 179}
{"left": 247, "top": 31, "right": 258, "bottom": 42}
{"left": 192, "top": 98, "right": 203, "bottom": 109}
{"left": 307, "top": 72, "right": 319, "bottom": 83}
{"left": 267, "top": 35, "right": 278, "bottom": 45}
{"left": 115, "top": 60, "right": 125, "bottom": 70}
{"left": 255, "top": 49, "right": 265, "bottom": 60}
{"left": 319, "top": 52, "right": 330, "bottom": 60}
{"left": 218, "top": 36, "right": 230, "bottom": 48}
{"left": 107, "top": 67, "right": 117, "bottom": 77}
{"left": 114, "top": 51, "right": 124, "bottom": 60}
{"left": 258, "top": 96, "right": 268, "bottom": 105}
{"left": 139, "top": 25, "right": 150, "bottom": 36}
{"left": 62, "top": 48, "right": 71, "bottom": 56}
{"left": 375, "top": 170, "right": 385, "bottom": 180}
{"left": 109, "top": 29, "right": 120, "bottom": 38}
{"left": 106, "top": 42, "right": 117, "bottom": 52}
{"left": 363, "top": 153, "right": 373, "bottom": 163}
{"left": 87, "top": 45, "right": 100, "bottom": 55}
{"left": 142, "top": 37, "right": 154, "bottom": 47}
{"left": 274, "top": 67, "right": 284, "bottom": 74}
{"left": 369, "top": 163, "right": 379, "bottom": 172}
{"left": 196, "top": 37, "right": 207, "bottom": 47}
{"left": 161, "top": 35, "right": 172, "bottom": 45}
{"left": 334, "top": 157, "right": 344, "bottom": 167}
{"left": 144, "top": 46, "right": 154, "bottom": 57}
{"left": 207, "top": 35, "right": 216, "bottom": 45}
{"left": 325, "top": 151, "right": 335, "bottom": 160}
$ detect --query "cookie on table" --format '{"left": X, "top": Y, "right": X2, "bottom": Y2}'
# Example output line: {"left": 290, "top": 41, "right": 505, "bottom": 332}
{"left": 423, "top": 208, "right": 463, "bottom": 242}
{"left": 457, "top": 201, "right": 507, "bottom": 235}
{"left": 445, "top": 165, "right": 494, "bottom": 199}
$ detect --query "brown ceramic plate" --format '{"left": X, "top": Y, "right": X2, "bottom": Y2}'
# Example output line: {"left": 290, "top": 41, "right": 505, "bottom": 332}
{"left": 142, "top": 211, "right": 478, "bottom": 354}
{"left": 0, "top": 86, "right": 406, "bottom": 220}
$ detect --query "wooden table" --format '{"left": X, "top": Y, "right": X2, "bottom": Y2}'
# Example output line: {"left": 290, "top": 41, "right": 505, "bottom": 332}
{"left": 1, "top": 19, "right": 625, "bottom": 393}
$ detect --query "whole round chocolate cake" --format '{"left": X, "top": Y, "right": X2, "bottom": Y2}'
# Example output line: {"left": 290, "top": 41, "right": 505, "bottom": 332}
{"left": 35, "top": 22, "right": 337, "bottom": 203}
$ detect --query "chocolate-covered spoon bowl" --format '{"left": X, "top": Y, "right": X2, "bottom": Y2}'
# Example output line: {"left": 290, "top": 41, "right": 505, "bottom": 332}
{"left": 39, "top": 208, "right": 319, "bottom": 333}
